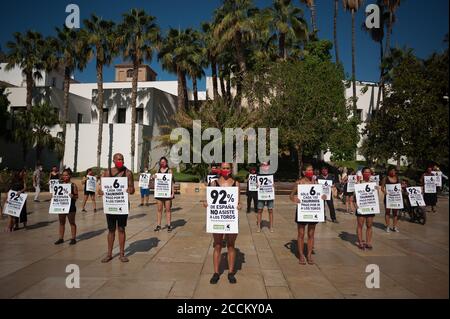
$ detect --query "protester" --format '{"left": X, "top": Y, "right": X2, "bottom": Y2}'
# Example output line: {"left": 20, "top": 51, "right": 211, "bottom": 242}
{"left": 54, "top": 168, "right": 78, "bottom": 245}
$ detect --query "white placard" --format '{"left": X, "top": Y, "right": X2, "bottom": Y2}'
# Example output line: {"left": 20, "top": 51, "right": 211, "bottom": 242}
{"left": 86, "top": 176, "right": 97, "bottom": 193}
{"left": 297, "top": 184, "right": 325, "bottom": 222}
{"left": 406, "top": 187, "right": 426, "bottom": 207}
{"left": 370, "top": 175, "right": 380, "bottom": 185}
{"left": 424, "top": 176, "right": 436, "bottom": 193}
{"left": 101, "top": 177, "right": 129, "bottom": 215}
{"left": 206, "top": 187, "right": 239, "bottom": 234}
{"left": 355, "top": 182, "right": 380, "bottom": 215}
{"left": 347, "top": 175, "right": 357, "bottom": 192}
{"left": 49, "top": 183, "right": 72, "bottom": 214}
{"left": 3, "top": 190, "right": 27, "bottom": 217}
{"left": 317, "top": 179, "right": 333, "bottom": 200}
{"left": 154, "top": 173, "right": 172, "bottom": 198}
{"left": 386, "top": 183, "right": 404, "bottom": 209}
{"left": 248, "top": 174, "right": 258, "bottom": 191}
{"left": 139, "top": 173, "right": 151, "bottom": 189}
{"left": 207, "top": 174, "right": 218, "bottom": 185}
{"left": 431, "top": 171, "right": 442, "bottom": 187}
{"left": 257, "top": 175, "right": 275, "bottom": 200}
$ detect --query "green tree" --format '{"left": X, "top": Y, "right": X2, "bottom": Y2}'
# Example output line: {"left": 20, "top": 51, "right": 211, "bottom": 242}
{"left": 117, "top": 9, "right": 160, "bottom": 172}
{"left": 84, "top": 15, "right": 117, "bottom": 170}
{"left": 5, "top": 31, "right": 46, "bottom": 111}
{"left": 0, "top": 88, "right": 11, "bottom": 140}
{"left": 247, "top": 54, "right": 358, "bottom": 177}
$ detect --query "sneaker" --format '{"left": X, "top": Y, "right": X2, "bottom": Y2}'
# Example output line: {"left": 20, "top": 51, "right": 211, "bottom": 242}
{"left": 210, "top": 273, "right": 220, "bottom": 284}
{"left": 54, "top": 239, "right": 64, "bottom": 245}
{"left": 385, "top": 226, "right": 390, "bottom": 233}
{"left": 154, "top": 225, "right": 161, "bottom": 232}
{"left": 393, "top": 227, "right": 400, "bottom": 233}
{"left": 227, "top": 272, "right": 237, "bottom": 284}
{"left": 167, "top": 225, "right": 173, "bottom": 233}
{"left": 69, "top": 239, "right": 77, "bottom": 245}
{"left": 81, "top": 209, "right": 87, "bottom": 212}
{"left": 332, "top": 219, "right": 339, "bottom": 223}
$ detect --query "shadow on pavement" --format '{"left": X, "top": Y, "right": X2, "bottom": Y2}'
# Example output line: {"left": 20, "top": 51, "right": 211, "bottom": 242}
{"left": 26, "top": 220, "right": 57, "bottom": 230}
{"left": 219, "top": 248, "right": 245, "bottom": 275}
{"left": 171, "top": 219, "right": 187, "bottom": 230}
{"left": 129, "top": 213, "right": 146, "bottom": 220}
{"left": 77, "top": 228, "right": 107, "bottom": 241}
{"left": 125, "top": 237, "right": 160, "bottom": 257}
{"left": 338, "top": 231, "right": 359, "bottom": 246}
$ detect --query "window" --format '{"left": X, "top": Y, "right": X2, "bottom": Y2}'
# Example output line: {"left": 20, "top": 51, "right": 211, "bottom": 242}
{"left": 117, "top": 108, "right": 126, "bottom": 123}
{"left": 126, "top": 69, "right": 133, "bottom": 78}
{"left": 136, "top": 108, "right": 144, "bottom": 124}
{"left": 77, "top": 113, "right": 83, "bottom": 123}
{"left": 102, "top": 109, "right": 109, "bottom": 123}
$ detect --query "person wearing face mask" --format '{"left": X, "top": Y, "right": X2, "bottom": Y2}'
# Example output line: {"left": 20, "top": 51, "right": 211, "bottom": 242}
{"left": 381, "top": 166, "right": 400, "bottom": 232}
{"left": 139, "top": 166, "right": 151, "bottom": 207}
{"left": 290, "top": 164, "right": 327, "bottom": 265}
{"left": 203, "top": 162, "right": 241, "bottom": 284}
{"left": 54, "top": 168, "right": 78, "bottom": 245}
{"left": 317, "top": 166, "right": 338, "bottom": 223}
{"left": 256, "top": 162, "right": 275, "bottom": 232}
{"left": 153, "top": 157, "right": 175, "bottom": 232}
{"left": 206, "top": 163, "right": 220, "bottom": 187}
{"left": 98, "top": 153, "right": 135, "bottom": 263}
{"left": 421, "top": 164, "right": 438, "bottom": 213}
{"left": 49, "top": 166, "right": 60, "bottom": 181}
{"left": 342, "top": 168, "right": 356, "bottom": 214}
{"left": 354, "top": 167, "right": 378, "bottom": 250}
{"left": 33, "top": 164, "right": 43, "bottom": 202}
{"left": 81, "top": 168, "right": 97, "bottom": 213}
{"left": 245, "top": 166, "right": 258, "bottom": 213}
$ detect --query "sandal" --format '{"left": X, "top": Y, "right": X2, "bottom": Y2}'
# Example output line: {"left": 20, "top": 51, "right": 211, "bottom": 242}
{"left": 357, "top": 242, "right": 365, "bottom": 250}
{"left": 119, "top": 256, "right": 129, "bottom": 263}
{"left": 307, "top": 256, "right": 315, "bottom": 265}
{"left": 101, "top": 255, "right": 113, "bottom": 263}
{"left": 365, "top": 244, "right": 373, "bottom": 250}
{"left": 299, "top": 255, "right": 307, "bottom": 265}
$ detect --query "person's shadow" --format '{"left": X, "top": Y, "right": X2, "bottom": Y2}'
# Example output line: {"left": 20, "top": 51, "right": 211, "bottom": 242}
{"left": 77, "top": 228, "right": 107, "bottom": 242}
{"left": 26, "top": 220, "right": 57, "bottom": 230}
{"left": 125, "top": 237, "right": 160, "bottom": 257}
{"left": 170, "top": 219, "right": 187, "bottom": 230}
{"left": 128, "top": 213, "right": 146, "bottom": 220}
{"left": 338, "top": 231, "right": 360, "bottom": 247}
{"left": 284, "top": 240, "right": 311, "bottom": 259}
{"left": 218, "top": 248, "right": 245, "bottom": 275}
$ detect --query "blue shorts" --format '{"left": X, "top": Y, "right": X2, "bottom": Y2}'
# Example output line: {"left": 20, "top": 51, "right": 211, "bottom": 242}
{"left": 257, "top": 200, "right": 274, "bottom": 210}
{"left": 140, "top": 188, "right": 150, "bottom": 197}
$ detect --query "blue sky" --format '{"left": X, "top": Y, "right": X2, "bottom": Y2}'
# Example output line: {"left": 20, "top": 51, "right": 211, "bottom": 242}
{"left": 0, "top": 0, "right": 448, "bottom": 90}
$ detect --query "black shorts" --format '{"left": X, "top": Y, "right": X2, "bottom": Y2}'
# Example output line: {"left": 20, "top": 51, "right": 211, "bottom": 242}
{"left": 106, "top": 214, "right": 128, "bottom": 231}
{"left": 84, "top": 191, "right": 95, "bottom": 196}
{"left": 355, "top": 213, "right": 375, "bottom": 218}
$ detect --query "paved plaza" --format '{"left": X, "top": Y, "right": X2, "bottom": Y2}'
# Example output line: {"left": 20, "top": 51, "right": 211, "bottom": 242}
{"left": 0, "top": 189, "right": 448, "bottom": 299}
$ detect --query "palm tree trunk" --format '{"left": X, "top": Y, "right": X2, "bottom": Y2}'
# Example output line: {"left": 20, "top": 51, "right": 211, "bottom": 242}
{"left": 351, "top": 10, "right": 357, "bottom": 114}
{"left": 375, "top": 41, "right": 384, "bottom": 113}
{"left": 130, "top": 60, "right": 138, "bottom": 173}
{"left": 333, "top": 0, "right": 340, "bottom": 64}
{"left": 296, "top": 144, "right": 303, "bottom": 179}
{"left": 25, "top": 71, "right": 33, "bottom": 111}
{"left": 219, "top": 64, "right": 226, "bottom": 98}
{"left": 226, "top": 74, "right": 231, "bottom": 101}
{"left": 192, "top": 76, "right": 198, "bottom": 109}
{"left": 177, "top": 67, "right": 185, "bottom": 110}
{"left": 96, "top": 60, "right": 104, "bottom": 170}
{"left": 61, "top": 67, "right": 71, "bottom": 168}
{"left": 234, "top": 31, "right": 246, "bottom": 109}
{"left": 279, "top": 32, "right": 286, "bottom": 60}
{"left": 385, "top": 12, "right": 393, "bottom": 56}
{"left": 182, "top": 71, "right": 188, "bottom": 110}
{"left": 211, "top": 57, "right": 219, "bottom": 100}
{"left": 310, "top": 2, "right": 318, "bottom": 34}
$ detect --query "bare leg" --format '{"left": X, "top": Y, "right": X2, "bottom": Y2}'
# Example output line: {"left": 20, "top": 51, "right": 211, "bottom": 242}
{"left": 212, "top": 234, "right": 223, "bottom": 274}
{"left": 385, "top": 209, "right": 391, "bottom": 227}
{"left": 357, "top": 216, "right": 365, "bottom": 246}
{"left": 268, "top": 209, "right": 274, "bottom": 230}
{"left": 82, "top": 195, "right": 88, "bottom": 210}
{"left": 392, "top": 210, "right": 398, "bottom": 228}
{"left": 257, "top": 209, "right": 263, "bottom": 229}
{"left": 307, "top": 224, "right": 316, "bottom": 263}
{"left": 58, "top": 214, "right": 66, "bottom": 240}
{"left": 297, "top": 224, "right": 306, "bottom": 263}
{"left": 91, "top": 195, "right": 96, "bottom": 210}
{"left": 156, "top": 200, "right": 163, "bottom": 226}
{"left": 226, "top": 234, "right": 238, "bottom": 273}
{"left": 106, "top": 230, "right": 115, "bottom": 257}
{"left": 118, "top": 227, "right": 126, "bottom": 259}
{"left": 165, "top": 200, "right": 172, "bottom": 226}
{"left": 68, "top": 212, "right": 77, "bottom": 240}
{"left": 366, "top": 217, "right": 374, "bottom": 246}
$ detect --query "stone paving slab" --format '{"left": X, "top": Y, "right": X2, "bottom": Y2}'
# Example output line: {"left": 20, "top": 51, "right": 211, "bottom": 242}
{"left": 0, "top": 192, "right": 448, "bottom": 298}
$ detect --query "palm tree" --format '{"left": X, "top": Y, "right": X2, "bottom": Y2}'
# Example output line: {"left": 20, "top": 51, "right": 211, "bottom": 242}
{"left": 214, "top": 0, "right": 260, "bottom": 108}
{"left": 116, "top": 9, "right": 160, "bottom": 172}
{"left": 186, "top": 45, "right": 206, "bottom": 109}
{"left": 5, "top": 31, "right": 46, "bottom": 111}
{"left": 201, "top": 22, "right": 219, "bottom": 100}
{"left": 270, "top": 0, "right": 309, "bottom": 60}
{"left": 51, "top": 26, "right": 91, "bottom": 168}
{"left": 84, "top": 15, "right": 117, "bottom": 170}
{"left": 383, "top": 0, "right": 401, "bottom": 56}
{"left": 343, "top": 0, "right": 364, "bottom": 114}
{"left": 300, "top": 0, "right": 317, "bottom": 35}
{"left": 334, "top": 0, "right": 340, "bottom": 64}
{"left": 158, "top": 28, "right": 199, "bottom": 111}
